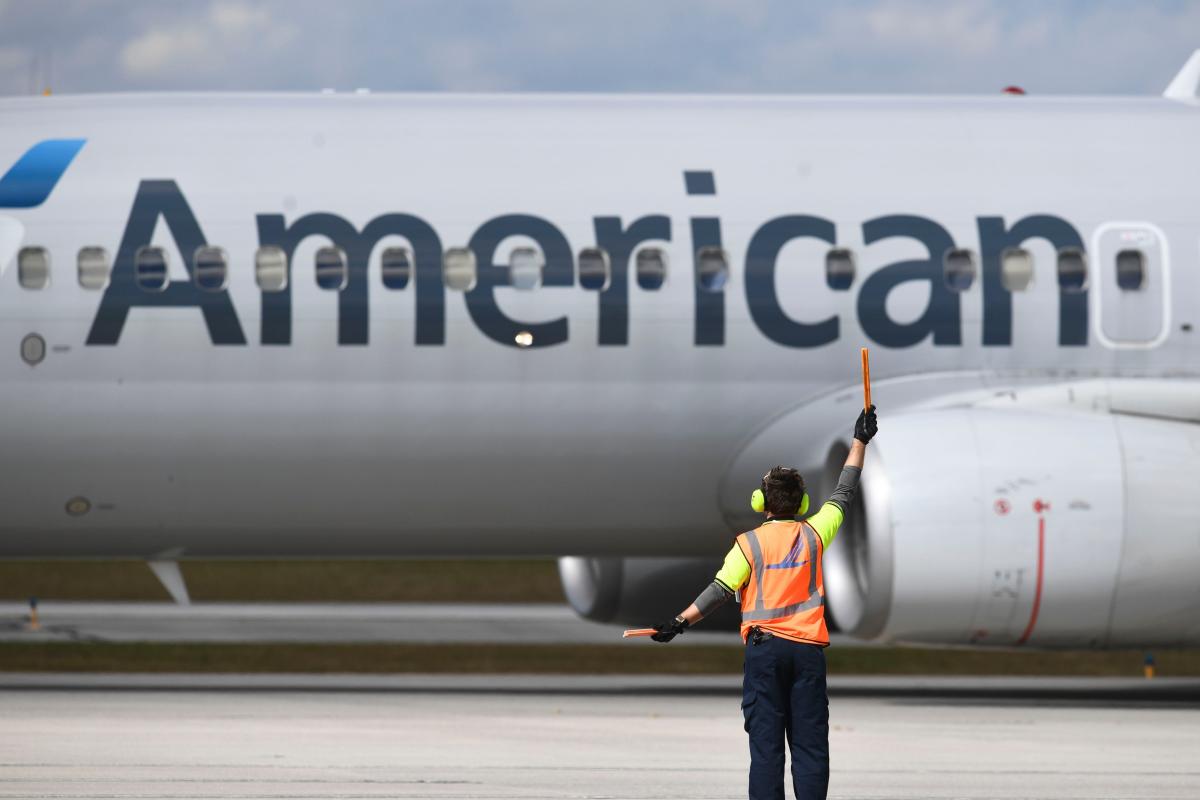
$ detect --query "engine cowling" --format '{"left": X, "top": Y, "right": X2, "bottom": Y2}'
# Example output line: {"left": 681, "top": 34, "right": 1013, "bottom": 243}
{"left": 558, "top": 556, "right": 740, "bottom": 630}
{"left": 826, "top": 403, "right": 1200, "bottom": 648}
{"left": 562, "top": 377, "right": 1200, "bottom": 649}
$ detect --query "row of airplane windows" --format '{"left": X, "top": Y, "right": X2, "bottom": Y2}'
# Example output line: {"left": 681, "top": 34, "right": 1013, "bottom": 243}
{"left": 11, "top": 243, "right": 1148, "bottom": 295}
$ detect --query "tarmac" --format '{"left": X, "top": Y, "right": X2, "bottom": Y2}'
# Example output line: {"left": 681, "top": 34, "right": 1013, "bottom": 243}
{"left": 0, "top": 601, "right": 831, "bottom": 646}
{"left": 5, "top": 603, "right": 1199, "bottom": 797}
{"left": 2, "top": 678, "right": 1198, "bottom": 799}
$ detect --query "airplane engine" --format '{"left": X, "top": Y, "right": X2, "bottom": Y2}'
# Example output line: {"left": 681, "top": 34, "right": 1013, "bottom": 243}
{"left": 825, "top": 406, "right": 1200, "bottom": 648}
{"left": 558, "top": 556, "right": 740, "bottom": 629}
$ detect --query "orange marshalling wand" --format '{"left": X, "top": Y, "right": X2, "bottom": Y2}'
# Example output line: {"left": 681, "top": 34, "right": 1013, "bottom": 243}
{"left": 861, "top": 347, "right": 872, "bottom": 411}
{"left": 622, "top": 628, "right": 657, "bottom": 638}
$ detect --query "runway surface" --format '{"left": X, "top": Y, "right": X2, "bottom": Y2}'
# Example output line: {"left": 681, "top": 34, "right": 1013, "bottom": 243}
{"left": 5, "top": 672, "right": 1200, "bottom": 700}
{"left": 3, "top": 683, "right": 1197, "bottom": 799}
{"left": 2, "top": 601, "right": 868, "bottom": 646}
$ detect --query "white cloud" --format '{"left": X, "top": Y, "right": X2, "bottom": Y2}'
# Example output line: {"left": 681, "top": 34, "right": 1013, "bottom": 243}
{"left": 1008, "top": 15, "right": 1051, "bottom": 49}
{"left": 425, "top": 38, "right": 516, "bottom": 92}
{"left": 0, "top": 45, "right": 25, "bottom": 72}
{"left": 120, "top": 0, "right": 295, "bottom": 81}
{"left": 3, "top": 1, "right": 1200, "bottom": 97}
{"left": 859, "top": 0, "right": 1004, "bottom": 55}
{"left": 121, "top": 27, "right": 207, "bottom": 76}
{"left": 0, "top": 45, "right": 31, "bottom": 96}
{"left": 210, "top": 0, "right": 272, "bottom": 36}
{"left": 752, "top": 1, "right": 1200, "bottom": 94}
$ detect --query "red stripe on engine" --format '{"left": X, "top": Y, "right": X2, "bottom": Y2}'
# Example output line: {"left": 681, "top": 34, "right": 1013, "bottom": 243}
{"left": 1016, "top": 516, "right": 1046, "bottom": 645}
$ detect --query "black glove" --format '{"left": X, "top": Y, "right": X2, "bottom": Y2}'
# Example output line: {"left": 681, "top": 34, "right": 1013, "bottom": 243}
{"left": 854, "top": 405, "right": 878, "bottom": 443}
{"left": 651, "top": 616, "right": 690, "bottom": 643}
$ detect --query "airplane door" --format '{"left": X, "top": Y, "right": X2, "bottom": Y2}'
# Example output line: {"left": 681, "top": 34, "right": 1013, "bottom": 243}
{"left": 1092, "top": 223, "right": 1170, "bottom": 347}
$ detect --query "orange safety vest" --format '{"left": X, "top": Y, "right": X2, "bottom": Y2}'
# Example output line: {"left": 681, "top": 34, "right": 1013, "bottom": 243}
{"left": 735, "top": 519, "right": 828, "bottom": 646}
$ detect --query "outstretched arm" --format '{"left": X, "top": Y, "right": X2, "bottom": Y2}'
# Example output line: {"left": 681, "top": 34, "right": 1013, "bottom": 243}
{"left": 677, "top": 578, "right": 736, "bottom": 626}
{"left": 651, "top": 547, "right": 747, "bottom": 642}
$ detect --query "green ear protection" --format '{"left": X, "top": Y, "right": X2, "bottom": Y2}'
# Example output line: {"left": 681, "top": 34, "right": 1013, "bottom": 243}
{"left": 750, "top": 472, "right": 809, "bottom": 516}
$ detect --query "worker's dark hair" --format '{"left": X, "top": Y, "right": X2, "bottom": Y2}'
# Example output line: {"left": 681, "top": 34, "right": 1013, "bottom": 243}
{"left": 764, "top": 466, "right": 805, "bottom": 517}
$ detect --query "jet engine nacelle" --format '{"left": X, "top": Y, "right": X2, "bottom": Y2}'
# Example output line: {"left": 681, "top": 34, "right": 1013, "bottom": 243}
{"left": 828, "top": 405, "right": 1200, "bottom": 648}
{"left": 558, "top": 556, "right": 740, "bottom": 630}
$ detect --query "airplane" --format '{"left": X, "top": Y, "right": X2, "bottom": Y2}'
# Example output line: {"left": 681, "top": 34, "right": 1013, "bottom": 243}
{"left": 1, "top": 52, "right": 1199, "bottom": 650}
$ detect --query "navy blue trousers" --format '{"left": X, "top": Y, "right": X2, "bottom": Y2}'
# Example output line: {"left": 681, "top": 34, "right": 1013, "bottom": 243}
{"left": 741, "top": 634, "right": 829, "bottom": 800}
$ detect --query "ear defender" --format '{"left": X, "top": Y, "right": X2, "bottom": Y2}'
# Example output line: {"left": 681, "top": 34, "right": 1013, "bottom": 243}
{"left": 749, "top": 487, "right": 811, "bottom": 516}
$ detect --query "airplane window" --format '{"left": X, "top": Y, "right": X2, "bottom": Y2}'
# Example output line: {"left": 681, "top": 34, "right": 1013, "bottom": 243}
{"left": 1056, "top": 248, "right": 1088, "bottom": 292}
{"left": 1115, "top": 249, "right": 1145, "bottom": 291}
{"left": 696, "top": 246, "right": 729, "bottom": 292}
{"left": 315, "top": 246, "right": 348, "bottom": 290}
{"left": 77, "top": 247, "right": 110, "bottom": 290}
{"left": 381, "top": 246, "right": 412, "bottom": 289}
{"left": 255, "top": 246, "right": 288, "bottom": 292}
{"left": 1000, "top": 247, "right": 1034, "bottom": 292}
{"left": 509, "top": 247, "right": 543, "bottom": 291}
{"left": 443, "top": 247, "right": 477, "bottom": 291}
{"left": 577, "top": 247, "right": 610, "bottom": 291}
{"left": 943, "top": 248, "right": 976, "bottom": 291}
{"left": 636, "top": 247, "right": 668, "bottom": 290}
{"left": 193, "top": 246, "right": 228, "bottom": 292}
{"left": 825, "top": 248, "right": 855, "bottom": 290}
{"left": 134, "top": 246, "right": 169, "bottom": 292}
{"left": 18, "top": 247, "right": 50, "bottom": 289}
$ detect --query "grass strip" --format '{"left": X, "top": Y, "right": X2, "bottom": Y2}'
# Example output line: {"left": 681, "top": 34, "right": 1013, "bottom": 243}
{"left": 0, "top": 559, "right": 565, "bottom": 603}
{"left": 1, "top": 643, "right": 1197, "bottom": 676}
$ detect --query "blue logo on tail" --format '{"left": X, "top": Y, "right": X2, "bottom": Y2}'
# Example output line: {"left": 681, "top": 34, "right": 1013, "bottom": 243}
{"left": 0, "top": 139, "right": 86, "bottom": 208}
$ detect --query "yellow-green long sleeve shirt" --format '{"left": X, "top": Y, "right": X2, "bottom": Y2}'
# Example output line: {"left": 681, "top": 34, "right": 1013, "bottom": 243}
{"left": 714, "top": 501, "right": 845, "bottom": 592}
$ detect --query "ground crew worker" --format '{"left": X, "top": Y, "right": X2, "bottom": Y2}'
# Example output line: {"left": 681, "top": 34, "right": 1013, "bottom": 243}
{"left": 651, "top": 405, "right": 878, "bottom": 800}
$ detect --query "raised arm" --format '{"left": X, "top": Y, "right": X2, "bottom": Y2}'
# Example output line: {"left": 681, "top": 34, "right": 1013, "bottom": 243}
{"left": 806, "top": 405, "right": 877, "bottom": 549}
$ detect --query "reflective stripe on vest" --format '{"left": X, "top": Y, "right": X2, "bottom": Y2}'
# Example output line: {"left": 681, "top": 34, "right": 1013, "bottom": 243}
{"left": 741, "top": 525, "right": 825, "bottom": 623}
{"left": 734, "top": 519, "right": 828, "bottom": 646}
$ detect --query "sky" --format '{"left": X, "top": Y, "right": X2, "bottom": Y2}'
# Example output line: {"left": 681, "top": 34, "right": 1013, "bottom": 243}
{"left": 1, "top": 0, "right": 1198, "bottom": 97}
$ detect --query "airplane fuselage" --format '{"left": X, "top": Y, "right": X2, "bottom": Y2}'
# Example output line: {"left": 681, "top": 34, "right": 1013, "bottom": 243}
{"left": 0, "top": 92, "right": 1196, "bottom": 561}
